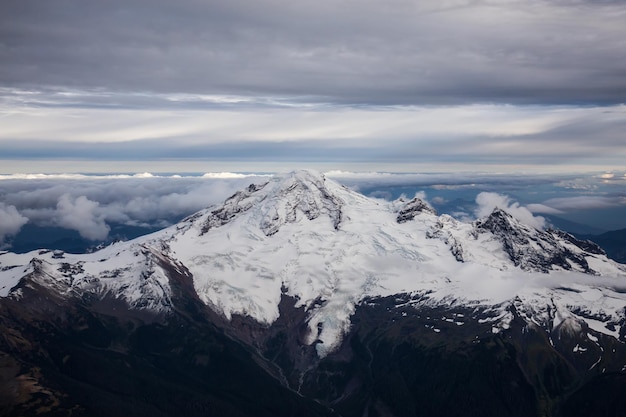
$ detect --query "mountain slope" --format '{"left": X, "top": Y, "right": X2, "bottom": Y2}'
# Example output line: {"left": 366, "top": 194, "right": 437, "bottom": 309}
{"left": 578, "top": 228, "right": 626, "bottom": 264}
{"left": 1, "top": 170, "right": 625, "bottom": 416}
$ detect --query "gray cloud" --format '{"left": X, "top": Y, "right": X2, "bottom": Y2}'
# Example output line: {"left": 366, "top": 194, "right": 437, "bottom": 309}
{"left": 2, "top": 1, "right": 625, "bottom": 169}
{"left": 1, "top": 103, "right": 624, "bottom": 168}
{"left": 541, "top": 195, "right": 625, "bottom": 211}
{"left": 0, "top": 203, "right": 28, "bottom": 247}
{"left": 55, "top": 194, "right": 110, "bottom": 240}
{"left": 326, "top": 170, "right": 583, "bottom": 189}
{"left": 0, "top": 175, "right": 268, "bottom": 245}
{"left": 526, "top": 204, "right": 564, "bottom": 215}
{"left": 2, "top": 0, "right": 626, "bottom": 105}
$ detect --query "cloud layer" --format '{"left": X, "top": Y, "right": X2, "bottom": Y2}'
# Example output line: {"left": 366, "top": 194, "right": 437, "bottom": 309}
{"left": 0, "top": 174, "right": 268, "bottom": 246}
{"left": 1, "top": 171, "right": 625, "bottom": 248}
{"left": 1, "top": 102, "right": 625, "bottom": 168}
{"left": 0, "top": 203, "right": 28, "bottom": 248}
{"left": 2, "top": 0, "right": 626, "bottom": 105}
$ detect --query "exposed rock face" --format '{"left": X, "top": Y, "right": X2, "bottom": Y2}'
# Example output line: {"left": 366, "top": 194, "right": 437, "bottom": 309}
{"left": 200, "top": 182, "right": 269, "bottom": 234}
{"left": 474, "top": 208, "right": 600, "bottom": 273}
{"left": 201, "top": 171, "right": 342, "bottom": 236}
{"left": 426, "top": 215, "right": 466, "bottom": 262}
{"left": 552, "top": 229, "right": 606, "bottom": 255}
{"left": 256, "top": 171, "right": 343, "bottom": 236}
{"left": 396, "top": 197, "right": 437, "bottom": 223}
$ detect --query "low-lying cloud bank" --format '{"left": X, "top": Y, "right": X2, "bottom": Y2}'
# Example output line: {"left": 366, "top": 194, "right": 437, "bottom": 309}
{"left": 0, "top": 203, "right": 28, "bottom": 247}
{"left": 1, "top": 170, "right": 625, "bottom": 249}
{"left": 0, "top": 174, "right": 269, "bottom": 247}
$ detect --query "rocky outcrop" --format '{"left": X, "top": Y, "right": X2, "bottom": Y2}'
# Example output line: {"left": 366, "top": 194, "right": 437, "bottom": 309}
{"left": 475, "top": 208, "right": 599, "bottom": 273}
{"left": 396, "top": 197, "right": 436, "bottom": 223}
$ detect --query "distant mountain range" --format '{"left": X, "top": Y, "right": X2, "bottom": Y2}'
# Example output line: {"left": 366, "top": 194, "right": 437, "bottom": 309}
{"left": 1, "top": 171, "right": 625, "bottom": 416}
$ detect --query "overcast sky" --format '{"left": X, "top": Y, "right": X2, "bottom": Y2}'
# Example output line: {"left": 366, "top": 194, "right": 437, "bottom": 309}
{"left": 1, "top": 0, "right": 626, "bottom": 172}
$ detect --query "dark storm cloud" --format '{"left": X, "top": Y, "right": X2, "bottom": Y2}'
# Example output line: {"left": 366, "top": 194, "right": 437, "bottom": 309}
{"left": 2, "top": 0, "right": 626, "bottom": 105}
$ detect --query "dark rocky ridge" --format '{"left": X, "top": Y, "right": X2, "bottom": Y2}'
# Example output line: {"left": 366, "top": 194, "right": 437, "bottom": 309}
{"left": 396, "top": 197, "right": 437, "bottom": 223}
{"left": 475, "top": 208, "right": 603, "bottom": 273}
{"left": 577, "top": 228, "right": 626, "bottom": 264}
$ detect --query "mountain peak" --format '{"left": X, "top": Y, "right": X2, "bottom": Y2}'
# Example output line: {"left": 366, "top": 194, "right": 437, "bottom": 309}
{"left": 276, "top": 169, "right": 326, "bottom": 186}
{"left": 474, "top": 207, "right": 602, "bottom": 273}
{"left": 396, "top": 197, "right": 437, "bottom": 223}
{"left": 481, "top": 206, "right": 517, "bottom": 226}
{"left": 266, "top": 170, "right": 330, "bottom": 196}
{"left": 198, "top": 170, "right": 344, "bottom": 237}
{"left": 260, "top": 170, "right": 343, "bottom": 235}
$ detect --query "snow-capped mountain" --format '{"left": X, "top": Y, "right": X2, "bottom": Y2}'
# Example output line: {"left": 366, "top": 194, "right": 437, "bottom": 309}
{"left": 1, "top": 170, "right": 625, "bottom": 417}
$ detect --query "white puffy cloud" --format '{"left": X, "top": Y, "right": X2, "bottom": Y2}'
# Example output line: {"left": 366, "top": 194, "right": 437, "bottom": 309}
{"left": 413, "top": 191, "right": 428, "bottom": 201}
{"left": 55, "top": 194, "right": 110, "bottom": 240}
{"left": 475, "top": 192, "right": 545, "bottom": 229}
{"left": 0, "top": 203, "right": 29, "bottom": 247}
{"left": 0, "top": 174, "right": 270, "bottom": 243}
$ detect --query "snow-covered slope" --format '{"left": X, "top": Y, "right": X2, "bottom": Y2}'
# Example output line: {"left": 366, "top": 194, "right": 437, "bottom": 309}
{"left": 1, "top": 170, "right": 625, "bottom": 357}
